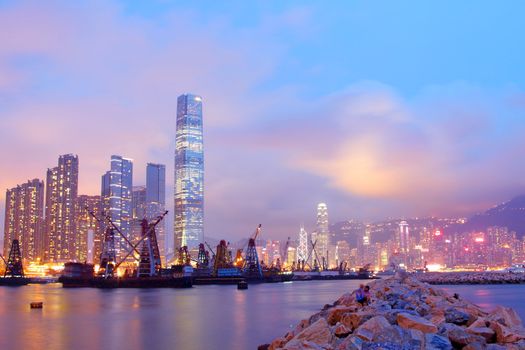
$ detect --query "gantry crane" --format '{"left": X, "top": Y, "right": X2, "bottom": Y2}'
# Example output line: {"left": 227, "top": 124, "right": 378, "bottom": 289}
{"left": 243, "top": 224, "right": 263, "bottom": 279}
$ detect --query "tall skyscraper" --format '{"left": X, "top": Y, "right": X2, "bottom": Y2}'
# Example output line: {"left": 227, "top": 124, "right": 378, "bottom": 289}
{"left": 101, "top": 155, "right": 133, "bottom": 260}
{"left": 314, "top": 203, "right": 329, "bottom": 266}
{"left": 174, "top": 93, "right": 204, "bottom": 252}
{"left": 45, "top": 154, "right": 79, "bottom": 262}
{"left": 76, "top": 195, "right": 101, "bottom": 263}
{"left": 146, "top": 163, "right": 166, "bottom": 262}
{"left": 398, "top": 221, "right": 410, "bottom": 254}
{"left": 297, "top": 225, "right": 309, "bottom": 263}
{"left": 131, "top": 186, "right": 147, "bottom": 248}
{"left": 3, "top": 179, "right": 45, "bottom": 261}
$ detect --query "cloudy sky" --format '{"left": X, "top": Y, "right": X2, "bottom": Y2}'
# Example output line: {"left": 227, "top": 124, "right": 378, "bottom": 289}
{"left": 1, "top": 0, "right": 525, "bottom": 242}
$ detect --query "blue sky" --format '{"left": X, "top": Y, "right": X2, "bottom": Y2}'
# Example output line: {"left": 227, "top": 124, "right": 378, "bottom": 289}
{"left": 0, "top": 0, "right": 524, "bottom": 241}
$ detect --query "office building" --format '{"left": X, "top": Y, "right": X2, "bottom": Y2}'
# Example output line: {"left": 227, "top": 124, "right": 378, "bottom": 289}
{"left": 3, "top": 179, "right": 44, "bottom": 261}
{"left": 101, "top": 155, "right": 132, "bottom": 260}
{"left": 174, "top": 93, "right": 204, "bottom": 252}
{"left": 45, "top": 154, "right": 79, "bottom": 262}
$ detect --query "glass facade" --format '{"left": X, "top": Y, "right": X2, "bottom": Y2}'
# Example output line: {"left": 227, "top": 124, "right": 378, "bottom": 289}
{"left": 101, "top": 155, "right": 133, "bottom": 261}
{"left": 174, "top": 94, "right": 204, "bottom": 252}
{"left": 146, "top": 163, "right": 166, "bottom": 262}
{"left": 315, "top": 203, "right": 330, "bottom": 263}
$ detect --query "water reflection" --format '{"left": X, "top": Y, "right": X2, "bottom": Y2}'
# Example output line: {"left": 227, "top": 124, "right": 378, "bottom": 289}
{"left": 6, "top": 281, "right": 519, "bottom": 349}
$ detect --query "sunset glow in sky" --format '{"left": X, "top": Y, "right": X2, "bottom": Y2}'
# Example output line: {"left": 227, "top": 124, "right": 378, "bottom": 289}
{"left": 1, "top": 1, "right": 525, "bottom": 240}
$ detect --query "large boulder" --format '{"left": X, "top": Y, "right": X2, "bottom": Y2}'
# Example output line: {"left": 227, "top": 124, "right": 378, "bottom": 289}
{"left": 444, "top": 308, "right": 470, "bottom": 325}
{"left": 327, "top": 306, "right": 355, "bottom": 326}
{"left": 354, "top": 316, "right": 392, "bottom": 342}
{"left": 466, "top": 326, "right": 496, "bottom": 342}
{"left": 282, "top": 339, "right": 324, "bottom": 350}
{"left": 462, "top": 342, "right": 486, "bottom": 350}
{"left": 425, "top": 333, "right": 453, "bottom": 350}
{"left": 291, "top": 318, "right": 333, "bottom": 347}
{"left": 488, "top": 306, "right": 523, "bottom": 328}
{"left": 334, "top": 323, "right": 352, "bottom": 338}
{"left": 336, "top": 336, "right": 363, "bottom": 350}
{"left": 336, "top": 293, "right": 358, "bottom": 307}
{"left": 371, "top": 326, "right": 424, "bottom": 348}
{"left": 341, "top": 312, "right": 375, "bottom": 330}
{"left": 268, "top": 337, "right": 287, "bottom": 350}
{"left": 397, "top": 312, "right": 438, "bottom": 333}
{"left": 439, "top": 323, "right": 486, "bottom": 347}
{"left": 489, "top": 321, "right": 525, "bottom": 343}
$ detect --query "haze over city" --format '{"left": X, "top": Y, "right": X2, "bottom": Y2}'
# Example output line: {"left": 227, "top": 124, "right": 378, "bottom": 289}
{"left": 1, "top": 0, "right": 525, "bottom": 242}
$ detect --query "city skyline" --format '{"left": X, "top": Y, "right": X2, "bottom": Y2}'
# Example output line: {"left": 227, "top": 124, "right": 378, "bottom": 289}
{"left": 1, "top": 1, "right": 525, "bottom": 242}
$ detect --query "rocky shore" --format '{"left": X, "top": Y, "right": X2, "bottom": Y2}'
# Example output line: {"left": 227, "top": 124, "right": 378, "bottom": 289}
{"left": 414, "top": 272, "right": 525, "bottom": 285}
{"left": 260, "top": 274, "right": 525, "bottom": 349}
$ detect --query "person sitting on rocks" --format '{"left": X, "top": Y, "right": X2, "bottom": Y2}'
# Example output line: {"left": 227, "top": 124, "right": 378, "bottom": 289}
{"left": 355, "top": 284, "right": 366, "bottom": 305}
{"left": 362, "top": 285, "right": 371, "bottom": 305}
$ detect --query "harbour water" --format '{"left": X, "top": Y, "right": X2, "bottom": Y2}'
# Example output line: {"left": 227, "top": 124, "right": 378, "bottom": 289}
{"left": 1, "top": 280, "right": 524, "bottom": 349}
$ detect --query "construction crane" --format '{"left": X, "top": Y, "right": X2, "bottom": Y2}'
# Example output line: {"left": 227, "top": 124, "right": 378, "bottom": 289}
{"left": 87, "top": 207, "right": 144, "bottom": 277}
{"left": 233, "top": 249, "right": 244, "bottom": 268}
{"left": 3, "top": 239, "right": 24, "bottom": 277}
{"left": 197, "top": 243, "right": 210, "bottom": 268}
{"left": 176, "top": 246, "right": 191, "bottom": 266}
{"left": 213, "top": 240, "right": 231, "bottom": 272}
{"left": 137, "top": 218, "right": 163, "bottom": 277}
{"left": 302, "top": 239, "right": 319, "bottom": 271}
{"left": 243, "top": 224, "right": 263, "bottom": 279}
{"left": 112, "top": 211, "right": 168, "bottom": 275}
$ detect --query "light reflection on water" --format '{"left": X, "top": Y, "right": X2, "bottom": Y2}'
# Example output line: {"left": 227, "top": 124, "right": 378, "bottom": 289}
{"left": 0, "top": 280, "right": 363, "bottom": 350}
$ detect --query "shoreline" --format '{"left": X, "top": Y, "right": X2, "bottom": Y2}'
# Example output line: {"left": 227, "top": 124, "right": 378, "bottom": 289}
{"left": 261, "top": 273, "right": 525, "bottom": 349}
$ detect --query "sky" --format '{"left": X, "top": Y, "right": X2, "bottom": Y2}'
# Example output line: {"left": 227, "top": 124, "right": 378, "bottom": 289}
{"left": 1, "top": 0, "right": 525, "bottom": 242}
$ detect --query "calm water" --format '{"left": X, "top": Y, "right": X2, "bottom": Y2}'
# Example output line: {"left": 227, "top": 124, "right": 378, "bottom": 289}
{"left": 1, "top": 281, "right": 524, "bottom": 350}
{"left": 0, "top": 280, "right": 362, "bottom": 350}
{"left": 441, "top": 284, "right": 525, "bottom": 321}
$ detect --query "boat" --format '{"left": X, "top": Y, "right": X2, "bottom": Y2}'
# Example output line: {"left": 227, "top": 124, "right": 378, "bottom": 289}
{"left": 59, "top": 262, "right": 193, "bottom": 288}
{"left": 0, "top": 276, "right": 30, "bottom": 286}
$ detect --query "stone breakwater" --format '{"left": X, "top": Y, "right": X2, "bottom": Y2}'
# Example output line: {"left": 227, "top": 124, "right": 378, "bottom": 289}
{"left": 260, "top": 275, "right": 525, "bottom": 350}
{"left": 414, "top": 272, "right": 525, "bottom": 285}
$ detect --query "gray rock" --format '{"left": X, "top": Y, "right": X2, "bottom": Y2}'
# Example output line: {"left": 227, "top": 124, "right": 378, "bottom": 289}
{"left": 439, "top": 323, "right": 485, "bottom": 347}
{"left": 337, "top": 335, "right": 363, "bottom": 350}
{"left": 362, "top": 342, "right": 419, "bottom": 350}
{"left": 444, "top": 308, "right": 470, "bottom": 325}
{"left": 425, "top": 333, "right": 453, "bottom": 350}
{"left": 383, "top": 309, "right": 418, "bottom": 325}
{"left": 462, "top": 343, "right": 486, "bottom": 350}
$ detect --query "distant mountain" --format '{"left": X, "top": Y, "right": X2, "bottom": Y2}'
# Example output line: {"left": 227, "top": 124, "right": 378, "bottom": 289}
{"left": 451, "top": 195, "right": 525, "bottom": 238}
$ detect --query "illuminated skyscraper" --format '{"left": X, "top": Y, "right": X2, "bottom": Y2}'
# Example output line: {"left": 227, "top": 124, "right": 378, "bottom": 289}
{"left": 297, "top": 225, "right": 309, "bottom": 263}
{"left": 146, "top": 163, "right": 166, "bottom": 262}
{"left": 314, "top": 203, "right": 329, "bottom": 267}
{"left": 45, "top": 154, "right": 79, "bottom": 262}
{"left": 398, "top": 221, "right": 410, "bottom": 254}
{"left": 101, "top": 155, "right": 133, "bottom": 260}
{"left": 174, "top": 93, "right": 204, "bottom": 252}
{"left": 3, "top": 179, "right": 44, "bottom": 261}
{"left": 76, "top": 195, "right": 101, "bottom": 263}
